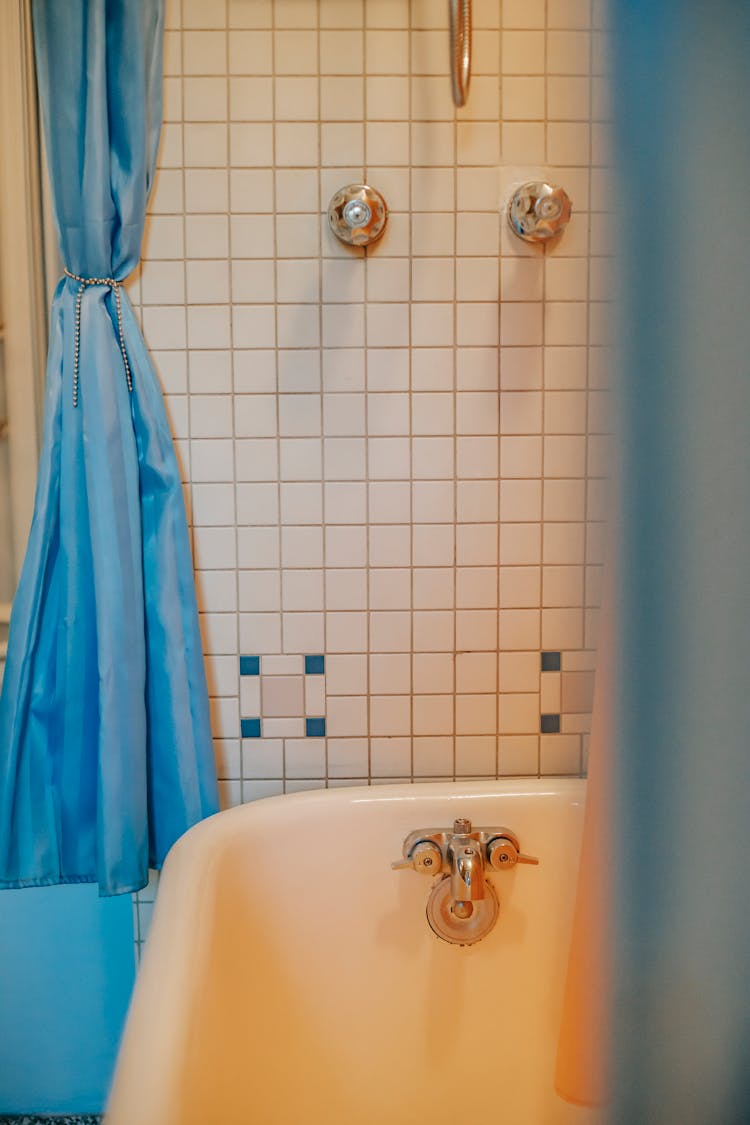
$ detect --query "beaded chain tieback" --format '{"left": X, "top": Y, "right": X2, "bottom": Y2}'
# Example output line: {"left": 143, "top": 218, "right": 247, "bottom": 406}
{"left": 64, "top": 268, "right": 133, "bottom": 408}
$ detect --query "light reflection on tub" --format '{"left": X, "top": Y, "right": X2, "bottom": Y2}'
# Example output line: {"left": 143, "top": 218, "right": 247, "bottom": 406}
{"left": 106, "top": 778, "right": 603, "bottom": 1125}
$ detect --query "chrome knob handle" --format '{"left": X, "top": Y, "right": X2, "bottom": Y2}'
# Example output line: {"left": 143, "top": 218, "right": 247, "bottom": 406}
{"left": 487, "top": 836, "right": 539, "bottom": 870}
{"left": 328, "top": 184, "right": 388, "bottom": 247}
{"left": 391, "top": 840, "right": 443, "bottom": 874}
{"left": 508, "top": 181, "right": 572, "bottom": 243}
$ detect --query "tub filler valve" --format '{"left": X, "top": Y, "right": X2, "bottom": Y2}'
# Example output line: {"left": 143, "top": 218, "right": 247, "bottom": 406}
{"left": 391, "top": 818, "right": 538, "bottom": 946}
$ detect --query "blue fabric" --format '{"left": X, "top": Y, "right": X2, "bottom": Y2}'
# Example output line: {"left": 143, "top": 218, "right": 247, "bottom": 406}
{"left": 0, "top": 0, "right": 218, "bottom": 896}
{"left": 611, "top": 1, "right": 750, "bottom": 1121}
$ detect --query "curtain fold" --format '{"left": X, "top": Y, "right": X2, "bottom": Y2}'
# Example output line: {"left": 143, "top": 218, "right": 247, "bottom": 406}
{"left": 611, "top": 2, "right": 750, "bottom": 1121}
{"left": 0, "top": 0, "right": 218, "bottom": 896}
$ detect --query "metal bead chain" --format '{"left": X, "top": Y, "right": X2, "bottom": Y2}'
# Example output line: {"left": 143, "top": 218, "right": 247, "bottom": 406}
{"left": 64, "top": 268, "right": 133, "bottom": 408}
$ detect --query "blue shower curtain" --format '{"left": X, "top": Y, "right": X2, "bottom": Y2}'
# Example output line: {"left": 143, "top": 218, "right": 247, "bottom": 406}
{"left": 612, "top": 2, "right": 750, "bottom": 1121}
{"left": 0, "top": 0, "right": 218, "bottom": 896}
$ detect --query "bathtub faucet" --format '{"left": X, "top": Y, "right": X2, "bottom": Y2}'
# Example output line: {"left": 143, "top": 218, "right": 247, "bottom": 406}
{"left": 392, "top": 819, "right": 538, "bottom": 896}
{"left": 392, "top": 818, "right": 538, "bottom": 942}
{"left": 449, "top": 817, "right": 485, "bottom": 906}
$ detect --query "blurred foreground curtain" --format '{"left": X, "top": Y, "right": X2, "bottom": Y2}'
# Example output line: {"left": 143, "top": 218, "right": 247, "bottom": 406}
{"left": 0, "top": 0, "right": 218, "bottom": 896}
{"left": 611, "top": 2, "right": 750, "bottom": 1122}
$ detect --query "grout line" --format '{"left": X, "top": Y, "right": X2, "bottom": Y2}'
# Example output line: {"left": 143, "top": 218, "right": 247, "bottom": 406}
{"left": 316, "top": 0, "right": 329, "bottom": 787}
{"left": 222, "top": 0, "right": 243, "bottom": 809}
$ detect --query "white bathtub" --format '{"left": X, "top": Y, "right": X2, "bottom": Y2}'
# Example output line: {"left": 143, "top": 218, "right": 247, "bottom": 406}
{"left": 106, "top": 779, "right": 603, "bottom": 1125}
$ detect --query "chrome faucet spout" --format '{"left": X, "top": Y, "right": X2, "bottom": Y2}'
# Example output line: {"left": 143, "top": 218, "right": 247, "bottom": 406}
{"left": 450, "top": 825, "right": 485, "bottom": 903}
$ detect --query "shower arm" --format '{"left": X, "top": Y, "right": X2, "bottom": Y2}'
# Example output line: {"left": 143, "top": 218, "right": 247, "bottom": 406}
{"left": 449, "top": 0, "right": 472, "bottom": 107}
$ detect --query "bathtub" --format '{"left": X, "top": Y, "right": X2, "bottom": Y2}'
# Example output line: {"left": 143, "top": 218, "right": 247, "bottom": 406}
{"left": 106, "top": 779, "right": 603, "bottom": 1125}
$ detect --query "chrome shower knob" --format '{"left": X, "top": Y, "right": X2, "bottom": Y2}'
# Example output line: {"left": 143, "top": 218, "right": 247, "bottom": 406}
{"left": 508, "top": 181, "right": 573, "bottom": 243}
{"left": 328, "top": 184, "right": 388, "bottom": 247}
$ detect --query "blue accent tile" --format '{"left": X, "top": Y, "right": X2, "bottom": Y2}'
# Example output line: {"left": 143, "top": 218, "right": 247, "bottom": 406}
{"left": 240, "top": 655, "right": 261, "bottom": 676}
{"left": 305, "top": 717, "right": 326, "bottom": 737}
{"left": 541, "top": 713, "right": 561, "bottom": 734}
{"left": 541, "top": 651, "right": 561, "bottom": 672}
{"left": 241, "top": 717, "right": 262, "bottom": 738}
{"left": 304, "top": 654, "right": 325, "bottom": 675}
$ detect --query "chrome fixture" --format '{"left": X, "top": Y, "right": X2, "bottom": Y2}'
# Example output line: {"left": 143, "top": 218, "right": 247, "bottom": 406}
{"left": 328, "top": 184, "right": 388, "bottom": 247}
{"left": 392, "top": 817, "right": 538, "bottom": 945}
{"left": 508, "top": 181, "right": 573, "bottom": 243}
{"left": 449, "top": 0, "right": 472, "bottom": 107}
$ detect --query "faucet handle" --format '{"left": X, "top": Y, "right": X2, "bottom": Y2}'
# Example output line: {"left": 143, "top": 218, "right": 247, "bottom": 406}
{"left": 392, "top": 839, "right": 443, "bottom": 874}
{"left": 487, "top": 835, "right": 539, "bottom": 870}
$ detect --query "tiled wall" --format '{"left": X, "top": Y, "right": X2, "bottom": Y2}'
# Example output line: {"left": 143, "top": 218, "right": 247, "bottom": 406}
{"left": 127, "top": 0, "right": 612, "bottom": 889}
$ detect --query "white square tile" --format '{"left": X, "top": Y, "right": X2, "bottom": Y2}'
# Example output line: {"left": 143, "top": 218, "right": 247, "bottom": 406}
{"left": 368, "top": 523, "right": 410, "bottom": 567}
{"left": 412, "top": 304, "right": 454, "bottom": 348}
{"left": 411, "top": 435, "right": 454, "bottom": 478}
{"left": 544, "top": 435, "right": 587, "bottom": 477}
{"left": 456, "top": 480, "right": 498, "bottom": 522}
{"left": 274, "top": 77, "right": 319, "bottom": 121}
{"left": 236, "top": 434, "right": 277, "bottom": 479}
{"left": 184, "top": 123, "right": 229, "bottom": 166}
{"left": 411, "top": 653, "right": 452, "bottom": 695}
{"left": 499, "top": 566, "right": 540, "bottom": 609}
{"left": 369, "top": 568, "right": 411, "bottom": 610}
{"left": 238, "top": 526, "right": 280, "bottom": 569}
{"left": 455, "top": 736, "right": 496, "bottom": 776}
{"left": 187, "top": 305, "right": 231, "bottom": 349}
{"left": 279, "top": 438, "right": 322, "bottom": 481}
{"left": 327, "top": 696, "right": 368, "bottom": 737}
{"left": 413, "top": 568, "right": 454, "bottom": 611}
{"left": 229, "top": 122, "right": 274, "bottom": 167}
{"left": 238, "top": 568, "right": 280, "bottom": 612}
{"left": 457, "top": 121, "right": 500, "bottom": 165}
{"left": 279, "top": 525, "right": 323, "bottom": 568}
{"left": 327, "top": 737, "right": 369, "bottom": 777}
{"left": 234, "top": 394, "right": 277, "bottom": 438}
{"left": 367, "top": 392, "right": 410, "bottom": 435}
{"left": 371, "top": 738, "right": 412, "bottom": 778}
{"left": 412, "top": 480, "right": 454, "bottom": 523}
{"left": 185, "top": 214, "right": 229, "bottom": 259}
{"left": 369, "top": 610, "right": 412, "bottom": 653}
{"left": 193, "top": 526, "right": 237, "bottom": 570}
{"left": 412, "top": 524, "right": 454, "bottom": 567}
{"left": 324, "top": 437, "right": 367, "bottom": 480}
{"left": 369, "top": 653, "right": 411, "bottom": 694}
{"left": 325, "top": 481, "right": 368, "bottom": 523}
{"left": 457, "top": 212, "right": 498, "bottom": 256}
{"left": 413, "top": 610, "right": 454, "bottom": 652}
{"left": 411, "top": 350, "right": 453, "bottom": 391}
{"left": 275, "top": 122, "right": 320, "bottom": 167}
{"left": 370, "top": 696, "right": 411, "bottom": 737}
{"left": 236, "top": 482, "right": 279, "bottom": 525}
{"left": 325, "top": 569, "right": 368, "bottom": 611}
{"left": 231, "top": 351, "right": 275, "bottom": 396}
{"left": 282, "top": 612, "right": 325, "bottom": 653}
{"left": 413, "top": 737, "right": 454, "bottom": 778}
{"left": 229, "top": 77, "right": 274, "bottom": 120}
{"left": 457, "top": 391, "right": 499, "bottom": 436}
{"left": 280, "top": 482, "right": 323, "bottom": 524}
{"left": 367, "top": 437, "right": 410, "bottom": 480}
{"left": 456, "top": 523, "right": 498, "bottom": 567}
{"left": 321, "top": 123, "right": 365, "bottom": 166}
{"left": 457, "top": 436, "right": 499, "bottom": 479}
{"left": 325, "top": 655, "right": 368, "bottom": 696}
{"left": 325, "top": 525, "right": 367, "bottom": 567}
{"left": 321, "top": 305, "right": 365, "bottom": 349}
{"left": 412, "top": 695, "right": 454, "bottom": 737}
{"left": 319, "top": 76, "right": 364, "bottom": 120}
{"left": 282, "top": 569, "right": 324, "bottom": 612}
